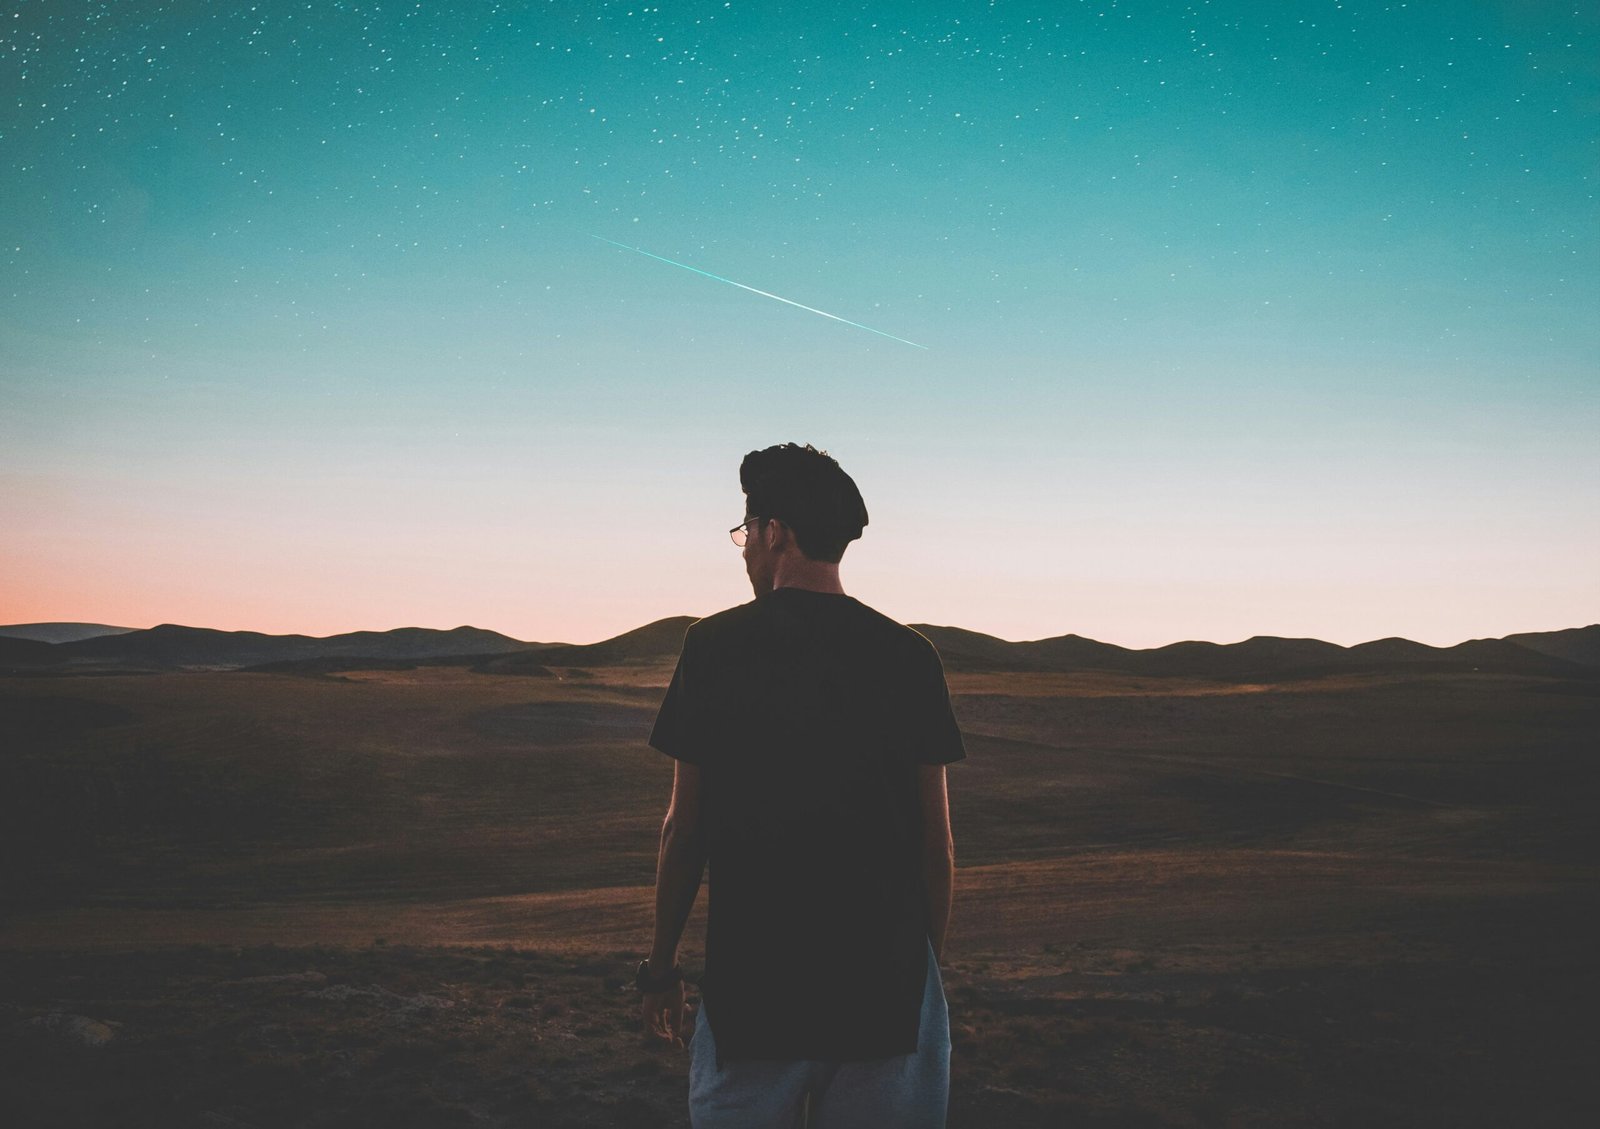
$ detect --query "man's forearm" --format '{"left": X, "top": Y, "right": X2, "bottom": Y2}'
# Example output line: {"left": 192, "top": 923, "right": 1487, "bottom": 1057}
{"left": 923, "top": 843, "right": 954, "bottom": 961}
{"left": 648, "top": 819, "right": 707, "bottom": 969}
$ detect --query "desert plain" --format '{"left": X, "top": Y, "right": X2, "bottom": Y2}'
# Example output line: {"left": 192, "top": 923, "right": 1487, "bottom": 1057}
{"left": 2, "top": 633, "right": 1597, "bottom": 1127}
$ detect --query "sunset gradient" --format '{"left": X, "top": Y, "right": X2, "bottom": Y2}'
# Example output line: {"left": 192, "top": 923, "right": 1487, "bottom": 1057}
{"left": 2, "top": 2, "right": 1595, "bottom": 648}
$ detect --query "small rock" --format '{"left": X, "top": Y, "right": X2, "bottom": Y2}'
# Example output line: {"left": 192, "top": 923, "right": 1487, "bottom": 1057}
{"left": 224, "top": 971, "right": 328, "bottom": 988}
{"left": 311, "top": 984, "right": 445, "bottom": 1006}
{"left": 502, "top": 995, "right": 535, "bottom": 1009}
{"left": 396, "top": 993, "right": 453, "bottom": 1015}
{"left": 26, "top": 1012, "right": 117, "bottom": 1049}
{"left": 306, "top": 983, "right": 391, "bottom": 1004}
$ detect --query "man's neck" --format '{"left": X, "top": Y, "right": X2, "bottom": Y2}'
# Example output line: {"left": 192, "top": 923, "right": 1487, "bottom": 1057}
{"left": 769, "top": 555, "right": 846, "bottom": 595}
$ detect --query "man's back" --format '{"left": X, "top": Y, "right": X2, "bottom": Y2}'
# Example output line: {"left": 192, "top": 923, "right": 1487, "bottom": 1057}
{"left": 638, "top": 442, "right": 961, "bottom": 1127}
{"left": 650, "top": 587, "right": 965, "bottom": 1064}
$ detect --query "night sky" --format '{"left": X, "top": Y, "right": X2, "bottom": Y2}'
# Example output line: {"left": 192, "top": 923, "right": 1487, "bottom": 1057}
{"left": 2, "top": 1, "right": 1595, "bottom": 646}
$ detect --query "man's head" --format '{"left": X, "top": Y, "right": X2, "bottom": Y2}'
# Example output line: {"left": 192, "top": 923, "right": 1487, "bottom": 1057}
{"left": 738, "top": 443, "right": 868, "bottom": 595}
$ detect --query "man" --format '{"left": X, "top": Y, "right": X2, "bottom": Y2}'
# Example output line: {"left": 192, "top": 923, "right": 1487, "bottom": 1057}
{"left": 638, "top": 442, "right": 966, "bottom": 1128}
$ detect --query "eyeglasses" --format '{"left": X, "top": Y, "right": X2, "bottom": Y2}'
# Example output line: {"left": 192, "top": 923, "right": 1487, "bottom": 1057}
{"left": 729, "top": 517, "right": 762, "bottom": 547}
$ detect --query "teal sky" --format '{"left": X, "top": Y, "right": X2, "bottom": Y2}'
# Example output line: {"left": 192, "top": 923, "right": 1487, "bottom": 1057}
{"left": 2, "top": 1, "right": 1596, "bottom": 646}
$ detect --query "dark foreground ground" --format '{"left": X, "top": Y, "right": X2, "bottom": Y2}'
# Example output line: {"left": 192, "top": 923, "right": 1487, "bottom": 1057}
{"left": 3, "top": 665, "right": 1598, "bottom": 1125}
{"left": 4, "top": 909, "right": 1596, "bottom": 1129}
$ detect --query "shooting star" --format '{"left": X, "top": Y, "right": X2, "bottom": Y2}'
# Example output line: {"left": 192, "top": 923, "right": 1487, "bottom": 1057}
{"left": 590, "top": 235, "right": 928, "bottom": 350}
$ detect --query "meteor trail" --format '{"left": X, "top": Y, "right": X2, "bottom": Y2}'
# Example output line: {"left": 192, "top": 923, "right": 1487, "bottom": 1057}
{"left": 590, "top": 235, "right": 928, "bottom": 350}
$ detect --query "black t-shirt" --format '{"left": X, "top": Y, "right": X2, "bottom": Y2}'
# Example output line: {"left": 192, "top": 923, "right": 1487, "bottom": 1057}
{"left": 649, "top": 587, "right": 966, "bottom": 1065}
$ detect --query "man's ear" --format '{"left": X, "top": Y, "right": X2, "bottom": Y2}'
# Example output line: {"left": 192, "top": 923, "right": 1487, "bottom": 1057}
{"left": 764, "top": 518, "right": 791, "bottom": 551}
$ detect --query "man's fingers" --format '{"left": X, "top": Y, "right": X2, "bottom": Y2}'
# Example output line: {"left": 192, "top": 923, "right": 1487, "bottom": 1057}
{"left": 639, "top": 993, "right": 689, "bottom": 1049}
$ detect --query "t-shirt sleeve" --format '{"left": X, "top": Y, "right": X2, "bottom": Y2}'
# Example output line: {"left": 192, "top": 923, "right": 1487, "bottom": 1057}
{"left": 913, "top": 639, "right": 966, "bottom": 765}
{"left": 649, "top": 626, "right": 704, "bottom": 764}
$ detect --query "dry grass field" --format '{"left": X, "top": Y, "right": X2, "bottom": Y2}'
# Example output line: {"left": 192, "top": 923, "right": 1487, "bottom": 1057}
{"left": 2, "top": 661, "right": 1597, "bottom": 1126}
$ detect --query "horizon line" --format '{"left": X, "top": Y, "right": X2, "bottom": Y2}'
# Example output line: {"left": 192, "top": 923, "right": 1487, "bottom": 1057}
{"left": 3, "top": 615, "right": 1594, "bottom": 654}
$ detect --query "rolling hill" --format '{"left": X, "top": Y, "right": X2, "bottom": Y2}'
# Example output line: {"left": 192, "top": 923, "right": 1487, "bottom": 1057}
{"left": 0, "top": 622, "right": 136, "bottom": 644}
{"left": 2, "top": 614, "right": 1594, "bottom": 681}
{"left": 1, "top": 624, "right": 535, "bottom": 673}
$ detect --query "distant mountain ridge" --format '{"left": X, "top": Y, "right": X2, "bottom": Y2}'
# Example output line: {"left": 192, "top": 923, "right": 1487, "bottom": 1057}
{"left": 1504, "top": 625, "right": 1600, "bottom": 669}
{"left": 0, "top": 617, "right": 1594, "bottom": 681}
{"left": 911, "top": 624, "right": 1598, "bottom": 680}
{"left": 2, "top": 624, "right": 536, "bottom": 672}
{"left": 471, "top": 617, "right": 699, "bottom": 676}
{"left": 0, "top": 622, "right": 136, "bottom": 644}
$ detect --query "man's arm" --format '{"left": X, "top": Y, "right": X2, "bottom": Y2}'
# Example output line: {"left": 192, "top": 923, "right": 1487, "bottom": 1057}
{"left": 641, "top": 760, "right": 706, "bottom": 1047}
{"left": 920, "top": 763, "right": 954, "bottom": 962}
{"left": 649, "top": 760, "right": 707, "bottom": 971}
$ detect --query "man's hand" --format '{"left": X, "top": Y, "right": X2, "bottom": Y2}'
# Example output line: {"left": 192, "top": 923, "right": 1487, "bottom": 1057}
{"left": 640, "top": 979, "right": 689, "bottom": 1048}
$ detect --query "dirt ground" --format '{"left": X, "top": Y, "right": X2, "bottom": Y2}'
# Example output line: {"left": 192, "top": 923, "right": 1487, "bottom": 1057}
{"left": 2, "top": 664, "right": 1597, "bottom": 1125}
{"left": 3, "top": 917, "right": 1594, "bottom": 1128}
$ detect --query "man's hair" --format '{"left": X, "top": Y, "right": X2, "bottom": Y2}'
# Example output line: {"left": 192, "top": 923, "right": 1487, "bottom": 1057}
{"left": 740, "top": 443, "right": 868, "bottom": 564}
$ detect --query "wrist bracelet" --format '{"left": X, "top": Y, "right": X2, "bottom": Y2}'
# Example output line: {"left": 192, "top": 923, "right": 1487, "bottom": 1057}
{"left": 635, "top": 959, "right": 683, "bottom": 993}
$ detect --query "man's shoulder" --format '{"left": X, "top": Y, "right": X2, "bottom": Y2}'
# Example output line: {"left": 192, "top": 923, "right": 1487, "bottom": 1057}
{"left": 850, "top": 602, "right": 944, "bottom": 659}
{"left": 681, "top": 601, "right": 760, "bottom": 647}
{"left": 684, "top": 594, "right": 943, "bottom": 667}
